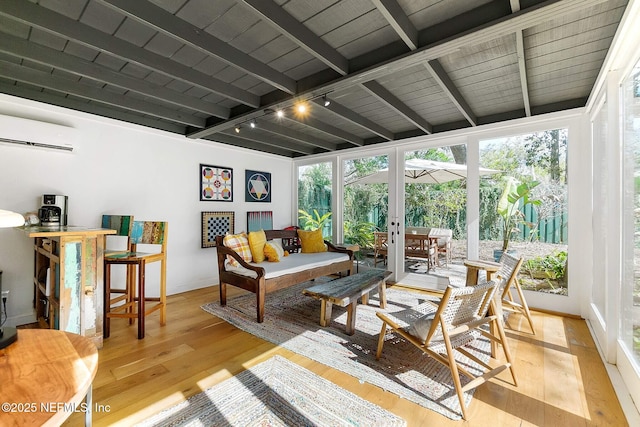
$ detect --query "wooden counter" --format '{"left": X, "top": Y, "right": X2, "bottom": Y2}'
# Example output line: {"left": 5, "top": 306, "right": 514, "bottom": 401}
{"left": 22, "top": 226, "right": 115, "bottom": 348}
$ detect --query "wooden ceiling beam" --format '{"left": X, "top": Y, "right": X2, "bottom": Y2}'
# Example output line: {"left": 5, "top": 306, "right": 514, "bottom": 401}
{"left": 0, "top": 61, "right": 206, "bottom": 127}
{"left": 423, "top": 59, "right": 477, "bottom": 127}
{"left": 361, "top": 80, "right": 432, "bottom": 134}
{"left": 217, "top": 129, "right": 316, "bottom": 155}
{"left": 0, "top": 0, "right": 260, "bottom": 107}
{"left": 371, "top": 0, "right": 418, "bottom": 50}
{"left": 282, "top": 114, "right": 364, "bottom": 147}
{"left": 314, "top": 98, "right": 394, "bottom": 141}
{"left": 98, "top": 0, "right": 296, "bottom": 94}
{"left": 210, "top": 133, "right": 294, "bottom": 157}
{"left": 239, "top": 0, "right": 348, "bottom": 76}
{"left": 0, "top": 34, "right": 230, "bottom": 119}
{"left": 255, "top": 120, "right": 336, "bottom": 151}
{"left": 0, "top": 82, "right": 186, "bottom": 134}
{"left": 511, "top": 0, "right": 531, "bottom": 116}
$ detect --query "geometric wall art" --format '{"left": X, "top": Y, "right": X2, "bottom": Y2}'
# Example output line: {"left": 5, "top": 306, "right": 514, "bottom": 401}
{"left": 200, "top": 164, "right": 233, "bottom": 201}
{"left": 245, "top": 169, "right": 271, "bottom": 202}
{"left": 201, "top": 211, "right": 234, "bottom": 248}
{"left": 247, "top": 211, "right": 273, "bottom": 232}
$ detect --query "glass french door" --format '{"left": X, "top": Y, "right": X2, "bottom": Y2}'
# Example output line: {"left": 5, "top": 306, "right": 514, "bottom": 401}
{"left": 342, "top": 152, "right": 396, "bottom": 276}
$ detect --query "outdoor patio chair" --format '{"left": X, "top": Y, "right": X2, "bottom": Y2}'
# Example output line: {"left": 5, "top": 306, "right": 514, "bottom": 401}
{"left": 428, "top": 227, "right": 453, "bottom": 266}
{"left": 375, "top": 281, "right": 517, "bottom": 420}
{"left": 373, "top": 231, "right": 388, "bottom": 266}
{"left": 497, "top": 252, "right": 535, "bottom": 334}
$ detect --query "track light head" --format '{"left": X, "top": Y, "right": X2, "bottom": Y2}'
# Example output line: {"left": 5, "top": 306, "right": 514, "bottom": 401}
{"left": 250, "top": 119, "right": 256, "bottom": 129}
{"left": 323, "top": 94, "right": 331, "bottom": 107}
{"left": 234, "top": 125, "right": 241, "bottom": 133}
{"left": 276, "top": 109, "right": 284, "bottom": 118}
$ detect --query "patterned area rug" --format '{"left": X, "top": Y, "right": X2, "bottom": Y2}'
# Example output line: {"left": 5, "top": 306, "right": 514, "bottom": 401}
{"left": 136, "top": 355, "right": 405, "bottom": 427}
{"left": 202, "top": 277, "right": 491, "bottom": 420}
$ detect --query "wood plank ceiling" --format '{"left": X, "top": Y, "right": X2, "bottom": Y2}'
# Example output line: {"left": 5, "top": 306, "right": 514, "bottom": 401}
{"left": 0, "top": 0, "right": 629, "bottom": 157}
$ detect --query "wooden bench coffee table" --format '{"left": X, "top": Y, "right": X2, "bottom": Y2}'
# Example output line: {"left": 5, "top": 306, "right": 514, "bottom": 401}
{"left": 302, "top": 269, "right": 392, "bottom": 335}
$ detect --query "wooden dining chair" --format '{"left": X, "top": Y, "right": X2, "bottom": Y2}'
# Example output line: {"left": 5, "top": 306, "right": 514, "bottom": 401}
{"left": 497, "top": 252, "right": 535, "bottom": 334}
{"left": 376, "top": 281, "right": 517, "bottom": 420}
{"left": 428, "top": 227, "right": 453, "bottom": 266}
{"left": 373, "top": 231, "right": 388, "bottom": 266}
{"left": 104, "top": 220, "right": 168, "bottom": 339}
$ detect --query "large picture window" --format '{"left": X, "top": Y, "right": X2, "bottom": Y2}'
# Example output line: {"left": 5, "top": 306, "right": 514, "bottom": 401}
{"left": 480, "top": 130, "right": 568, "bottom": 295}
{"left": 621, "top": 59, "right": 640, "bottom": 364}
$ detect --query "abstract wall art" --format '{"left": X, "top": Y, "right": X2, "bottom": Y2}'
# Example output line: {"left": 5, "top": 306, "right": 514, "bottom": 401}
{"left": 245, "top": 169, "right": 271, "bottom": 202}
{"left": 200, "top": 164, "right": 233, "bottom": 201}
{"left": 247, "top": 211, "right": 273, "bottom": 232}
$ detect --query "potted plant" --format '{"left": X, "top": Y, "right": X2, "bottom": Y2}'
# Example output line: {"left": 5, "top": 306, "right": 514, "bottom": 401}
{"left": 298, "top": 209, "right": 332, "bottom": 236}
{"left": 494, "top": 176, "right": 541, "bottom": 261}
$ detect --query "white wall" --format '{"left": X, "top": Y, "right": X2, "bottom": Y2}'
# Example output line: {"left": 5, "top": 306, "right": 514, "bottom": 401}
{"left": 0, "top": 94, "right": 293, "bottom": 327}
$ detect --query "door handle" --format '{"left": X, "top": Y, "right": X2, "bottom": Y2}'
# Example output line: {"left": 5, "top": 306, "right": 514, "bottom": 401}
{"left": 390, "top": 221, "right": 395, "bottom": 244}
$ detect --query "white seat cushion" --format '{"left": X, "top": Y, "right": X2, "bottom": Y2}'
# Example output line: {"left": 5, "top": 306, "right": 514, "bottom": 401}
{"left": 225, "top": 252, "right": 349, "bottom": 279}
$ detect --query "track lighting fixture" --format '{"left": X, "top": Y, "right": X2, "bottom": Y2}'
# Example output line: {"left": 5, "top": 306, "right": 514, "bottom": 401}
{"left": 323, "top": 94, "right": 331, "bottom": 107}
{"left": 276, "top": 109, "right": 284, "bottom": 118}
{"left": 234, "top": 125, "right": 241, "bottom": 133}
{"left": 250, "top": 119, "right": 256, "bottom": 129}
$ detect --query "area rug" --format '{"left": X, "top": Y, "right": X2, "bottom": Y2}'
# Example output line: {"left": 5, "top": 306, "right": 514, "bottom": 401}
{"left": 136, "top": 355, "right": 405, "bottom": 427}
{"left": 202, "top": 277, "right": 491, "bottom": 420}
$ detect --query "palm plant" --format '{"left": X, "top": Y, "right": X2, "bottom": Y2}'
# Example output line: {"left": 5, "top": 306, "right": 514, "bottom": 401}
{"left": 497, "top": 177, "right": 541, "bottom": 251}
{"left": 298, "top": 209, "right": 332, "bottom": 236}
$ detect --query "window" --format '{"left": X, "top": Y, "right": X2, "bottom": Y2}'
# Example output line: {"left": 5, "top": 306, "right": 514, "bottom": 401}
{"left": 298, "top": 162, "right": 333, "bottom": 239}
{"left": 621, "top": 59, "right": 640, "bottom": 364}
{"left": 480, "top": 130, "right": 568, "bottom": 295}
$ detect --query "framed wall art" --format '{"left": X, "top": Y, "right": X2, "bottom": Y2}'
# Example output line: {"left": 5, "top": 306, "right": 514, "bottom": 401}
{"left": 247, "top": 211, "right": 273, "bottom": 232}
{"left": 201, "top": 211, "right": 234, "bottom": 248}
{"left": 245, "top": 169, "right": 271, "bottom": 202}
{"left": 200, "top": 164, "right": 233, "bottom": 201}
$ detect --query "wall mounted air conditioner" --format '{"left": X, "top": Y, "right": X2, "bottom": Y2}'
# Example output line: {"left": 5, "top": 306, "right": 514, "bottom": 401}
{"left": 0, "top": 114, "right": 76, "bottom": 153}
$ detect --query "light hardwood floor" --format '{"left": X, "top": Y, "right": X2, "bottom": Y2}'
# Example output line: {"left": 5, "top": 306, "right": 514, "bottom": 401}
{"left": 64, "top": 285, "right": 628, "bottom": 426}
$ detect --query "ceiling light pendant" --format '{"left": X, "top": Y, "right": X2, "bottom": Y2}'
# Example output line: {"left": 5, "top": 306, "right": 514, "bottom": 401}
{"left": 323, "top": 94, "right": 331, "bottom": 107}
{"left": 234, "top": 125, "right": 241, "bottom": 133}
{"left": 296, "top": 103, "right": 307, "bottom": 114}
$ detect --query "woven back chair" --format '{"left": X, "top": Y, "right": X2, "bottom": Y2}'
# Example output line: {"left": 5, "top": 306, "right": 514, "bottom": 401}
{"left": 375, "top": 281, "right": 517, "bottom": 420}
{"left": 497, "top": 252, "right": 535, "bottom": 334}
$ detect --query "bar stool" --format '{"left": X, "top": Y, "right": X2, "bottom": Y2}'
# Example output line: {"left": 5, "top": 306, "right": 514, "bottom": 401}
{"left": 104, "top": 220, "right": 168, "bottom": 339}
{"left": 102, "top": 215, "right": 134, "bottom": 315}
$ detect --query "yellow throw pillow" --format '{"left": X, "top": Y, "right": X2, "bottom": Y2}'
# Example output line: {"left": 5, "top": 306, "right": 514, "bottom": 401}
{"left": 222, "top": 233, "right": 252, "bottom": 266}
{"left": 264, "top": 240, "right": 284, "bottom": 262}
{"left": 248, "top": 229, "right": 267, "bottom": 263}
{"left": 297, "top": 228, "right": 327, "bottom": 253}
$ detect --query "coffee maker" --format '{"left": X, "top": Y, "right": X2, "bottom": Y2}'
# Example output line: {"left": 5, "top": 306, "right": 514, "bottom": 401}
{"left": 38, "top": 194, "right": 68, "bottom": 227}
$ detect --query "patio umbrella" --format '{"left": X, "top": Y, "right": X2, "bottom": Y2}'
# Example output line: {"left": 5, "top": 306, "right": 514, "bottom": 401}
{"left": 348, "top": 158, "right": 500, "bottom": 185}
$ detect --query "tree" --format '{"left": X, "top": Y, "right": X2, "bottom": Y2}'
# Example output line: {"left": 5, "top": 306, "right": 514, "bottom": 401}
{"left": 523, "top": 129, "right": 567, "bottom": 183}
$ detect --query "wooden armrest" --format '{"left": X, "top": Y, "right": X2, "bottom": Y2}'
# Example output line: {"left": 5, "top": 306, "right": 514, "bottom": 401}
{"left": 326, "top": 241, "right": 354, "bottom": 259}
{"left": 216, "top": 245, "right": 266, "bottom": 278}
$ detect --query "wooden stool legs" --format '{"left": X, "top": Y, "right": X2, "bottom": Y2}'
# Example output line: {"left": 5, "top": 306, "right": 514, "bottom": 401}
{"left": 104, "top": 258, "right": 161, "bottom": 340}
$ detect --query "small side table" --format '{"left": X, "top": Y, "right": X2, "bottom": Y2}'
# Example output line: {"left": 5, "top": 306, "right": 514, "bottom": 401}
{"left": 0, "top": 329, "right": 98, "bottom": 426}
{"left": 335, "top": 243, "right": 360, "bottom": 272}
{"left": 463, "top": 259, "right": 501, "bottom": 285}
{"left": 463, "top": 259, "right": 503, "bottom": 358}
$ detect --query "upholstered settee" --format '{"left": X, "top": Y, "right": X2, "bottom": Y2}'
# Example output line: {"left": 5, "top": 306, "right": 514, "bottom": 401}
{"left": 215, "top": 229, "right": 354, "bottom": 322}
